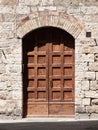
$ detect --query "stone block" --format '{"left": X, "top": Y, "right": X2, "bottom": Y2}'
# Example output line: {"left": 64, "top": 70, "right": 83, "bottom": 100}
{"left": 85, "top": 90, "right": 98, "bottom": 98}
{"left": 92, "top": 99, "right": 98, "bottom": 105}
{"left": 5, "top": 101, "right": 16, "bottom": 115}
{"left": 80, "top": 6, "right": 98, "bottom": 14}
{"left": 0, "top": 99, "right": 6, "bottom": 107}
{"left": 0, "top": 31, "right": 15, "bottom": 39}
{"left": 95, "top": 39, "right": 98, "bottom": 45}
{"left": 94, "top": 53, "right": 98, "bottom": 62}
{"left": 54, "top": 0, "right": 70, "bottom": 6}
{"left": 75, "top": 54, "right": 94, "bottom": 62}
{"left": 90, "top": 46, "right": 98, "bottom": 54}
{"left": 75, "top": 98, "right": 82, "bottom": 105}
{"left": 16, "top": 100, "right": 22, "bottom": 108}
{"left": 67, "top": 6, "right": 80, "bottom": 14}
{"left": 76, "top": 89, "right": 85, "bottom": 98}
{"left": 0, "top": 14, "right": 3, "bottom": 22}
{"left": 0, "top": 64, "right": 6, "bottom": 74}
{"left": 0, "top": 107, "right": 6, "bottom": 114}
{"left": 76, "top": 106, "right": 86, "bottom": 113}
{"left": 6, "top": 64, "right": 21, "bottom": 73}
{"left": 38, "top": 6, "right": 56, "bottom": 11}
{"left": 3, "top": 14, "right": 15, "bottom": 22}
{"left": 75, "top": 62, "right": 88, "bottom": 72}
{"left": 16, "top": 6, "right": 30, "bottom": 14}
{"left": 14, "top": 109, "right": 22, "bottom": 116}
{"left": 30, "top": 6, "right": 37, "bottom": 13}
{"left": 0, "top": 0, "right": 18, "bottom": 5}
{"left": 80, "top": 39, "right": 96, "bottom": 46}
{"left": 96, "top": 72, "right": 98, "bottom": 80}
{"left": 84, "top": 72, "right": 95, "bottom": 80}
{"left": 92, "top": 29, "right": 98, "bottom": 38}
{"left": 86, "top": 106, "right": 95, "bottom": 113}
{"left": 90, "top": 113, "right": 98, "bottom": 119}
{"left": 90, "top": 81, "right": 98, "bottom": 90}
{"left": 82, "top": 46, "right": 90, "bottom": 54}
{"left": 81, "top": 81, "right": 89, "bottom": 91}
{"left": 0, "top": 82, "right": 7, "bottom": 90}
{"left": 0, "top": 91, "right": 7, "bottom": 100}
{"left": 89, "top": 63, "right": 98, "bottom": 71}
{"left": 83, "top": 98, "right": 90, "bottom": 106}
{"left": 0, "top": 5, "right": 15, "bottom": 14}
{"left": 12, "top": 91, "right": 22, "bottom": 100}
{"left": 19, "top": 0, "right": 40, "bottom": 6}
{"left": 41, "top": 0, "right": 54, "bottom": 6}
{"left": 79, "top": 114, "right": 89, "bottom": 119}
{"left": 57, "top": 6, "right": 66, "bottom": 12}
{"left": 0, "top": 22, "right": 14, "bottom": 32}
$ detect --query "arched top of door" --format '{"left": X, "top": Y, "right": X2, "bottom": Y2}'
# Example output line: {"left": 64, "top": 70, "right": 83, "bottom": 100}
{"left": 16, "top": 12, "right": 83, "bottom": 39}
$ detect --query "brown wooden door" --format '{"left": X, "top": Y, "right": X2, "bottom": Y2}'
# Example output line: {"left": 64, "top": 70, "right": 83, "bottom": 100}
{"left": 23, "top": 27, "right": 75, "bottom": 118}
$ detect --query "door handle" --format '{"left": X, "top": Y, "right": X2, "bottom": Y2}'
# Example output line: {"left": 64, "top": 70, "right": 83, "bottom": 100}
{"left": 50, "top": 80, "right": 53, "bottom": 87}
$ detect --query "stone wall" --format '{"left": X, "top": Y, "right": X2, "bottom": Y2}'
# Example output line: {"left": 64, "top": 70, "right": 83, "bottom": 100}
{"left": 0, "top": 0, "right": 98, "bottom": 119}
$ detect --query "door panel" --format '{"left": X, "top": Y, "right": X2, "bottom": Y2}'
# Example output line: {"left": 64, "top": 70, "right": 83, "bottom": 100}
{"left": 26, "top": 42, "right": 49, "bottom": 116}
{"left": 23, "top": 27, "right": 75, "bottom": 118}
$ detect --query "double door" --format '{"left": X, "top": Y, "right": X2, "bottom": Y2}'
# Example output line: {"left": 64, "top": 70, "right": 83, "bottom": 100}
{"left": 23, "top": 27, "right": 75, "bottom": 117}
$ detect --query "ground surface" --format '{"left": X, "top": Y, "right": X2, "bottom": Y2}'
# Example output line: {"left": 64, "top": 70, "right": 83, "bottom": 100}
{"left": 0, "top": 120, "right": 98, "bottom": 130}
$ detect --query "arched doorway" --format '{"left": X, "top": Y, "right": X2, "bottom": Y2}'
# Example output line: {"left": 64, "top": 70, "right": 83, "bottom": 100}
{"left": 22, "top": 27, "right": 75, "bottom": 118}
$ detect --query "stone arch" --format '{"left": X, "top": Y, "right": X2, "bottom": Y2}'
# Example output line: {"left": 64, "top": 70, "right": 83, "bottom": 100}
{"left": 16, "top": 12, "right": 83, "bottom": 39}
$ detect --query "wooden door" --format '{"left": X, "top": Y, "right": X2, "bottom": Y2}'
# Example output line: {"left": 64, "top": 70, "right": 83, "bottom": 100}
{"left": 23, "top": 27, "right": 75, "bottom": 118}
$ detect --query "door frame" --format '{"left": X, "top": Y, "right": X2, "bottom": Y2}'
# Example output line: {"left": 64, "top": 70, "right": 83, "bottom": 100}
{"left": 22, "top": 27, "right": 75, "bottom": 118}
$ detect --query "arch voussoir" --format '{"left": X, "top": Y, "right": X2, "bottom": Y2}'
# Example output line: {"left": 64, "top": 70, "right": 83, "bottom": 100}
{"left": 16, "top": 12, "right": 83, "bottom": 38}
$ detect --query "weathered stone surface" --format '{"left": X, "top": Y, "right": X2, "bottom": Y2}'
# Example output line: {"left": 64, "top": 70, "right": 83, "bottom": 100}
{"left": 16, "top": 6, "right": 30, "bottom": 14}
{"left": 54, "top": 0, "right": 71, "bottom": 6}
{"left": 12, "top": 91, "right": 22, "bottom": 100}
{"left": 6, "top": 64, "right": 21, "bottom": 73}
{"left": 3, "top": 14, "right": 15, "bottom": 22}
{"left": 96, "top": 72, "right": 98, "bottom": 80}
{"left": 41, "top": 0, "right": 54, "bottom": 6}
{"left": 75, "top": 98, "right": 82, "bottom": 105}
{"left": 92, "top": 99, "right": 98, "bottom": 105}
{"left": 19, "top": 0, "right": 40, "bottom": 6}
{"left": 80, "top": 39, "right": 96, "bottom": 46}
{"left": 0, "top": 14, "right": 3, "bottom": 22}
{"left": 5, "top": 101, "right": 16, "bottom": 116}
{"left": 90, "top": 81, "right": 98, "bottom": 90}
{"left": 0, "top": 64, "right": 6, "bottom": 74}
{"left": 0, "top": 82, "right": 7, "bottom": 90}
{"left": 86, "top": 106, "right": 95, "bottom": 113}
{"left": 79, "top": 114, "right": 90, "bottom": 119}
{"left": 90, "top": 113, "right": 98, "bottom": 119}
{"left": 0, "top": 6, "right": 15, "bottom": 14}
{"left": 67, "top": 6, "right": 80, "bottom": 14}
{"left": 0, "top": 22, "right": 14, "bottom": 32}
{"left": 76, "top": 106, "right": 86, "bottom": 113}
{"left": 76, "top": 54, "right": 94, "bottom": 62}
{"left": 84, "top": 72, "right": 95, "bottom": 80}
{"left": 89, "top": 63, "right": 98, "bottom": 71}
{"left": 0, "top": 99, "right": 6, "bottom": 107}
{"left": 83, "top": 98, "right": 90, "bottom": 106}
{"left": 81, "top": 81, "right": 89, "bottom": 91}
{"left": 85, "top": 91, "right": 98, "bottom": 98}
{"left": 14, "top": 109, "right": 22, "bottom": 116}
{"left": 38, "top": 6, "right": 56, "bottom": 11}
{"left": 94, "top": 53, "right": 98, "bottom": 62}
{"left": 0, "top": 107, "right": 6, "bottom": 114}
{"left": 80, "top": 6, "right": 98, "bottom": 15}
{"left": 0, "top": 0, "right": 18, "bottom": 5}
